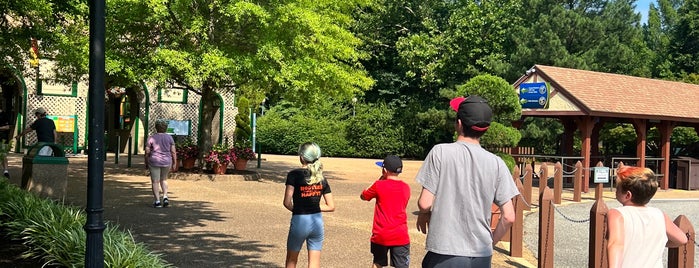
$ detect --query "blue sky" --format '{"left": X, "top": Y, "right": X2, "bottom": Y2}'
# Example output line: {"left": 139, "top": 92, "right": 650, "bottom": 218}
{"left": 635, "top": 0, "right": 656, "bottom": 24}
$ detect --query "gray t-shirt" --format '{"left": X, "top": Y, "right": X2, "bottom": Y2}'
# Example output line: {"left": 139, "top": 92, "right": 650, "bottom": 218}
{"left": 415, "top": 141, "right": 519, "bottom": 257}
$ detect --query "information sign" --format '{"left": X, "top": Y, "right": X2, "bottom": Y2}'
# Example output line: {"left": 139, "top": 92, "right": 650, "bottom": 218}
{"left": 519, "top": 82, "right": 550, "bottom": 109}
{"left": 47, "top": 115, "right": 76, "bottom": 133}
{"left": 593, "top": 167, "right": 610, "bottom": 184}
{"left": 167, "top": 120, "right": 191, "bottom": 136}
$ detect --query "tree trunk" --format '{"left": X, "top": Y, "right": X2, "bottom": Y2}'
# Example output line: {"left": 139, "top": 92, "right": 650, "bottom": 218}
{"left": 198, "top": 83, "right": 217, "bottom": 163}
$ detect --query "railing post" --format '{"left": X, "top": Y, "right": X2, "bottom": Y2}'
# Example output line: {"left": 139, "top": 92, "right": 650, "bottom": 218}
{"left": 554, "top": 162, "right": 563, "bottom": 204}
{"left": 524, "top": 164, "right": 533, "bottom": 210}
{"left": 588, "top": 195, "right": 608, "bottom": 268}
{"left": 538, "top": 187, "right": 554, "bottom": 268}
{"left": 668, "top": 215, "right": 695, "bottom": 268}
{"left": 510, "top": 167, "right": 526, "bottom": 257}
{"left": 573, "top": 161, "right": 582, "bottom": 202}
{"left": 595, "top": 161, "right": 604, "bottom": 200}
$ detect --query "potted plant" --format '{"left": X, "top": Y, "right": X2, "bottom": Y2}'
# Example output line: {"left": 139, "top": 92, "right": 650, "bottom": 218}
{"left": 176, "top": 137, "right": 199, "bottom": 169}
{"left": 204, "top": 143, "right": 236, "bottom": 174}
{"left": 232, "top": 140, "right": 255, "bottom": 171}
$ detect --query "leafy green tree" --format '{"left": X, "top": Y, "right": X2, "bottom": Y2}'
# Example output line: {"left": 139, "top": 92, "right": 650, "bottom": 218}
{"left": 106, "top": 0, "right": 373, "bottom": 157}
{"left": 670, "top": 0, "right": 699, "bottom": 75}
{"left": 1, "top": 0, "right": 87, "bottom": 80}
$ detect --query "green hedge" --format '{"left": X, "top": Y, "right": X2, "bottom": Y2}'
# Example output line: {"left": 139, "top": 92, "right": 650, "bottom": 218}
{"left": 0, "top": 180, "right": 171, "bottom": 267}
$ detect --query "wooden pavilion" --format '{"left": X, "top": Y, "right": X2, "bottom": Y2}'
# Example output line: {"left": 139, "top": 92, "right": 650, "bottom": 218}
{"left": 513, "top": 65, "right": 699, "bottom": 191}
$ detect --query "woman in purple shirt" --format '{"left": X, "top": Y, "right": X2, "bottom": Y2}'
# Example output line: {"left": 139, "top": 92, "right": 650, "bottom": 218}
{"left": 144, "top": 120, "right": 177, "bottom": 208}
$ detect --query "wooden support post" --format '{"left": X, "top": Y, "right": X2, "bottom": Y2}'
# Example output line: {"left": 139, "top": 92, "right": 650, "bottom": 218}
{"left": 573, "top": 161, "right": 582, "bottom": 202}
{"left": 524, "top": 164, "right": 533, "bottom": 210}
{"left": 554, "top": 162, "right": 563, "bottom": 204}
{"left": 595, "top": 161, "right": 605, "bottom": 200}
{"left": 668, "top": 215, "right": 695, "bottom": 268}
{"left": 510, "top": 170, "right": 526, "bottom": 257}
{"left": 588, "top": 192, "right": 608, "bottom": 268}
{"left": 538, "top": 187, "right": 554, "bottom": 268}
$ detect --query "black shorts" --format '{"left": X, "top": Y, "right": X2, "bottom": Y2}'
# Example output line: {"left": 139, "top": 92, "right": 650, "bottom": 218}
{"left": 370, "top": 242, "right": 410, "bottom": 268}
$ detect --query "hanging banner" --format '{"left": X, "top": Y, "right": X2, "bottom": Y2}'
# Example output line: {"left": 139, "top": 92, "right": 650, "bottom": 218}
{"left": 519, "top": 82, "right": 550, "bottom": 109}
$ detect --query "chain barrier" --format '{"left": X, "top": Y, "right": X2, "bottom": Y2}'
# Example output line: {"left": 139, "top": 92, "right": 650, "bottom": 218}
{"left": 552, "top": 204, "right": 590, "bottom": 223}
{"left": 561, "top": 168, "right": 577, "bottom": 175}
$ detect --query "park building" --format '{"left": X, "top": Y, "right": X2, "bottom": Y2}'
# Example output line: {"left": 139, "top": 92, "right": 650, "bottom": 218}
{"left": 0, "top": 59, "right": 239, "bottom": 155}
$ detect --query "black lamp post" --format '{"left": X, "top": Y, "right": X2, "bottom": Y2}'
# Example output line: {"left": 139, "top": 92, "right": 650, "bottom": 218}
{"left": 85, "top": 0, "right": 106, "bottom": 266}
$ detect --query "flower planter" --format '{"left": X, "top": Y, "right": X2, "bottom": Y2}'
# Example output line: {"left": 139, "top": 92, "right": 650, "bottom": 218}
{"left": 212, "top": 163, "right": 228, "bottom": 175}
{"left": 182, "top": 157, "right": 196, "bottom": 169}
{"left": 234, "top": 158, "right": 248, "bottom": 171}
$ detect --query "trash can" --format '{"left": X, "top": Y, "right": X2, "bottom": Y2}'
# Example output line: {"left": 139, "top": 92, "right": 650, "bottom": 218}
{"left": 21, "top": 143, "right": 69, "bottom": 200}
{"left": 674, "top": 156, "right": 699, "bottom": 190}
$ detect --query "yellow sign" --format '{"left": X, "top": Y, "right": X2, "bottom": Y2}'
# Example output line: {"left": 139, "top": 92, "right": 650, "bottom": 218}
{"left": 47, "top": 115, "right": 76, "bottom": 133}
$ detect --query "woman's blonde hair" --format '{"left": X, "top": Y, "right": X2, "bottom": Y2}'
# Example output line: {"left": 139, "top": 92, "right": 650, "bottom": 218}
{"left": 615, "top": 166, "right": 658, "bottom": 205}
{"left": 298, "top": 142, "right": 324, "bottom": 185}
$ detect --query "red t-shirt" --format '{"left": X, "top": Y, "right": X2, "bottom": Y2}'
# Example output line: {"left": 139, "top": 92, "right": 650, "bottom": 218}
{"left": 361, "top": 178, "right": 410, "bottom": 246}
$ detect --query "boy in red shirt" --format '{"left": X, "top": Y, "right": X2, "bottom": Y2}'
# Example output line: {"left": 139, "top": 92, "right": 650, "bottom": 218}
{"left": 360, "top": 155, "right": 411, "bottom": 268}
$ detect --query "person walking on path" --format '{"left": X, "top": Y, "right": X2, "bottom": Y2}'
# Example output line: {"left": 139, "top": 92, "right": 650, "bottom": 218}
{"left": 15, "top": 107, "right": 57, "bottom": 156}
{"left": 415, "top": 95, "right": 519, "bottom": 267}
{"left": 283, "top": 142, "right": 335, "bottom": 268}
{"left": 607, "top": 166, "right": 688, "bottom": 268}
{"left": 144, "top": 119, "right": 177, "bottom": 208}
{"left": 360, "top": 155, "right": 411, "bottom": 268}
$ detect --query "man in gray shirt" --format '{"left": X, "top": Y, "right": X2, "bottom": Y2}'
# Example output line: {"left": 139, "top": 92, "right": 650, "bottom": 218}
{"left": 415, "top": 95, "right": 519, "bottom": 267}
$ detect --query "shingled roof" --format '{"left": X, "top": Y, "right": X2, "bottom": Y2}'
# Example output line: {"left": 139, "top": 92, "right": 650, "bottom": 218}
{"left": 514, "top": 65, "right": 699, "bottom": 124}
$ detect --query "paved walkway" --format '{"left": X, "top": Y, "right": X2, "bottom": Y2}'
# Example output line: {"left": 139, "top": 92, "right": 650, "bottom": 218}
{"left": 6, "top": 153, "right": 699, "bottom": 267}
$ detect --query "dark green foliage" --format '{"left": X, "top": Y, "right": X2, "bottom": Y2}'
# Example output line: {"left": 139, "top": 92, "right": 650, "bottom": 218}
{"left": 257, "top": 101, "right": 353, "bottom": 157}
{"left": 399, "top": 105, "right": 453, "bottom": 158}
{"left": 482, "top": 122, "right": 521, "bottom": 149}
{"left": 495, "top": 151, "right": 516, "bottom": 173}
{"left": 518, "top": 118, "right": 564, "bottom": 155}
{"left": 345, "top": 103, "right": 404, "bottom": 158}
{"left": 0, "top": 180, "right": 170, "bottom": 267}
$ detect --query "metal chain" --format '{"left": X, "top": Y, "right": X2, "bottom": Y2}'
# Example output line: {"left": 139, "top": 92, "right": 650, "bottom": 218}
{"left": 561, "top": 168, "right": 577, "bottom": 175}
{"left": 684, "top": 233, "right": 690, "bottom": 267}
{"left": 552, "top": 204, "right": 590, "bottom": 223}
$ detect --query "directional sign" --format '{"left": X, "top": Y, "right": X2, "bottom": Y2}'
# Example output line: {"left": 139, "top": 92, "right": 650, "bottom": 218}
{"left": 519, "top": 82, "right": 550, "bottom": 109}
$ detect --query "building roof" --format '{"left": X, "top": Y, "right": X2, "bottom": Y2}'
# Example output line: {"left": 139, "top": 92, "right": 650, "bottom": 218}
{"left": 514, "top": 65, "right": 699, "bottom": 124}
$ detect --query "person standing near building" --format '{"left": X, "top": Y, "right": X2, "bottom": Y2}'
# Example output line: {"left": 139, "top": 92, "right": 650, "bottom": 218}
{"left": 0, "top": 107, "right": 11, "bottom": 177}
{"left": 15, "top": 107, "right": 57, "bottom": 156}
{"left": 144, "top": 119, "right": 177, "bottom": 208}
{"left": 415, "top": 95, "right": 519, "bottom": 267}
{"left": 283, "top": 142, "right": 335, "bottom": 268}
{"left": 360, "top": 155, "right": 411, "bottom": 268}
{"left": 607, "top": 166, "right": 688, "bottom": 268}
